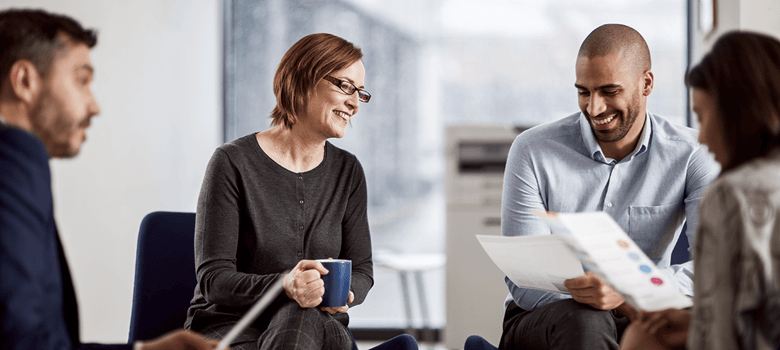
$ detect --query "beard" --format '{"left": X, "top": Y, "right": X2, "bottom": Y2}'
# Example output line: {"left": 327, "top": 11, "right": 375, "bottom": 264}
{"left": 584, "top": 92, "right": 641, "bottom": 143}
{"left": 29, "top": 86, "right": 91, "bottom": 158}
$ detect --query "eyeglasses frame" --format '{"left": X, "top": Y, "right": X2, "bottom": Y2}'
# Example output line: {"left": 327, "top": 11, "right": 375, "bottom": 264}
{"left": 322, "top": 75, "right": 371, "bottom": 103}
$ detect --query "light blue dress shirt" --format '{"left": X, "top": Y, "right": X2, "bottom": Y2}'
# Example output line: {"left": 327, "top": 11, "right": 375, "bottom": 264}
{"left": 501, "top": 111, "right": 720, "bottom": 311}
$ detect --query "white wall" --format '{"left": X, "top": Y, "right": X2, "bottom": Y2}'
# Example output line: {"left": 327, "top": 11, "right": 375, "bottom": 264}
{"left": 692, "top": 0, "right": 780, "bottom": 63}
{"left": 740, "top": 0, "right": 780, "bottom": 39}
{"left": 0, "top": 0, "right": 222, "bottom": 343}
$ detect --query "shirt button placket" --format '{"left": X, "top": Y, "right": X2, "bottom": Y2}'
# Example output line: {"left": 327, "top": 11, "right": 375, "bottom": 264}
{"left": 604, "top": 165, "right": 616, "bottom": 212}
{"left": 297, "top": 174, "right": 305, "bottom": 258}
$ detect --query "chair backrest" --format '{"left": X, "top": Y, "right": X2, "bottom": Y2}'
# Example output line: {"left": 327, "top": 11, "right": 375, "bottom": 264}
{"left": 128, "top": 211, "right": 197, "bottom": 343}
{"left": 670, "top": 223, "right": 690, "bottom": 265}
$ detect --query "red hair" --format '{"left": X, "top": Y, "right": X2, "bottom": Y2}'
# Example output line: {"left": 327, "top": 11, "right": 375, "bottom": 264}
{"left": 271, "top": 33, "right": 363, "bottom": 129}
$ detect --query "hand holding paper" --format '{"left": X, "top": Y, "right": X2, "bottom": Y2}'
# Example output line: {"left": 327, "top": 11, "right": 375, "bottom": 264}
{"left": 564, "top": 271, "right": 625, "bottom": 310}
{"left": 478, "top": 211, "right": 692, "bottom": 312}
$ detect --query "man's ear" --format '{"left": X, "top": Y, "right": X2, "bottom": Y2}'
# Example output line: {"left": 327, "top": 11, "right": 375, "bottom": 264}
{"left": 8, "top": 60, "right": 42, "bottom": 104}
{"left": 642, "top": 70, "right": 654, "bottom": 97}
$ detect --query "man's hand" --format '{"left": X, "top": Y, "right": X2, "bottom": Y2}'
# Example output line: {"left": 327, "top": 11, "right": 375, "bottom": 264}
{"left": 138, "top": 329, "right": 219, "bottom": 350}
{"left": 320, "top": 291, "right": 354, "bottom": 314}
{"left": 284, "top": 260, "right": 328, "bottom": 308}
{"left": 564, "top": 271, "right": 624, "bottom": 310}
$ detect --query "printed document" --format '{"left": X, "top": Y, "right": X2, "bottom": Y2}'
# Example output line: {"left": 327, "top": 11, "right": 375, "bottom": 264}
{"left": 477, "top": 211, "right": 692, "bottom": 311}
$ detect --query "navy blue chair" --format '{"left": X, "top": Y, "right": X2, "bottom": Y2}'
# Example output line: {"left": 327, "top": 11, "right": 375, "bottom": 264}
{"left": 464, "top": 335, "right": 498, "bottom": 350}
{"left": 128, "top": 211, "right": 417, "bottom": 350}
{"left": 671, "top": 223, "right": 690, "bottom": 265}
{"left": 128, "top": 211, "right": 197, "bottom": 342}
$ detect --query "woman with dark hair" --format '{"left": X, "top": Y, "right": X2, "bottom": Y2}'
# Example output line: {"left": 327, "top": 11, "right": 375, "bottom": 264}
{"left": 184, "top": 33, "right": 374, "bottom": 350}
{"left": 620, "top": 31, "right": 780, "bottom": 350}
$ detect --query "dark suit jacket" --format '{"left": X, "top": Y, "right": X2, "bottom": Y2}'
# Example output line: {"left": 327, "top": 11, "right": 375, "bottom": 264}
{"left": 0, "top": 124, "right": 130, "bottom": 349}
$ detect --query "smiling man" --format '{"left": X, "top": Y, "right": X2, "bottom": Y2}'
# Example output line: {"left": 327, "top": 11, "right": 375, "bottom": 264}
{"left": 0, "top": 9, "right": 217, "bottom": 350}
{"left": 498, "top": 24, "right": 720, "bottom": 350}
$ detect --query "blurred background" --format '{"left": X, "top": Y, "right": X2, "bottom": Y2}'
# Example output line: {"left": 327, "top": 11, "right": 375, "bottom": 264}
{"left": 1, "top": 0, "right": 778, "bottom": 348}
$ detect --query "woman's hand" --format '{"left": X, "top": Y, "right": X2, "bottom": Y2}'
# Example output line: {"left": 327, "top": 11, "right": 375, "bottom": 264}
{"left": 284, "top": 260, "right": 329, "bottom": 308}
{"left": 619, "top": 309, "right": 690, "bottom": 350}
{"left": 320, "top": 291, "right": 354, "bottom": 314}
{"left": 637, "top": 308, "right": 690, "bottom": 347}
{"left": 614, "top": 302, "right": 639, "bottom": 321}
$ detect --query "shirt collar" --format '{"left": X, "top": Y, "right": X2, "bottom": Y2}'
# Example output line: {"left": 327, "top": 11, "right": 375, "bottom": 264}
{"left": 578, "top": 111, "right": 652, "bottom": 164}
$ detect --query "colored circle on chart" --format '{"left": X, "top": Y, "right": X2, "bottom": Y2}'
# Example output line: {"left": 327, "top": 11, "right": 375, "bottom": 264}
{"left": 627, "top": 251, "right": 641, "bottom": 261}
{"left": 651, "top": 277, "right": 664, "bottom": 286}
{"left": 617, "top": 239, "right": 630, "bottom": 249}
{"left": 639, "top": 265, "right": 652, "bottom": 273}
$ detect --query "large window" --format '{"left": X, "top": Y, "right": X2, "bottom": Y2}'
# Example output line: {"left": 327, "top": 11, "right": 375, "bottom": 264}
{"left": 224, "top": 0, "right": 687, "bottom": 333}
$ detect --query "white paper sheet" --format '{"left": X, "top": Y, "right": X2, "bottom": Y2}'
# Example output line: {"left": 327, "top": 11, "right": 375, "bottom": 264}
{"left": 476, "top": 234, "right": 584, "bottom": 293}
{"left": 538, "top": 212, "right": 693, "bottom": 311}
{"left": 477, "top": 211, "right": 692, "bottom": 311}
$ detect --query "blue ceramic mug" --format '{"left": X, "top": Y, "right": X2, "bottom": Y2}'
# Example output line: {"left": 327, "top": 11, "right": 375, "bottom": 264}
{"left": 317, "top": 259, "right": 351, "bottom": 307}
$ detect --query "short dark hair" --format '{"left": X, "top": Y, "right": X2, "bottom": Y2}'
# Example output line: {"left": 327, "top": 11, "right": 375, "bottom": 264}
{"left": 0, "top": 8, "right": 97, "bottom": 80}
{"left": 579, "top": 24, "right": 651, "bottom": 75}
{"left": 271, "top": 33, "right": 363, "bottom": 129}
{"left": 686, "top": 31, "right": 780, "bottom": 172}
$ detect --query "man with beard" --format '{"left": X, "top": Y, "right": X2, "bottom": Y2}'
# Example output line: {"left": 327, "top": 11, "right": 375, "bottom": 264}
{"left": 498, "top": 24, "right": 720, "bottom": 350}
{"left": 0, "top": 9, "right": 218, "bottom": 350}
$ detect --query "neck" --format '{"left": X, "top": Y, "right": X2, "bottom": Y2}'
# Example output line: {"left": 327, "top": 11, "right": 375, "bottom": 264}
{"left": 598, "top": 111, "right": 646, "bottom": 162}
{"left": 265, "top": 125, "right": 327, "bottom": 172}
{"left": 0, "top": 101, "right": 33, "bottom": 131}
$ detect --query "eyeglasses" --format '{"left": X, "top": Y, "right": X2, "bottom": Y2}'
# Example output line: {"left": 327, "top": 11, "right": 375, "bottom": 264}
{"left": 323, "top": 76, "right": 371, "bottom": 103}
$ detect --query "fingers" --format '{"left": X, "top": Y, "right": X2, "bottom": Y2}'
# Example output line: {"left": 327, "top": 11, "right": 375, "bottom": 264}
{"left": 564, "top": 272, "right": 609, "bottom": 291}
{"left": 284, "top": 260, "right": 328, "bottom": 308}
{"left": 569, "top": 287, "right": 624, "bottom": 310}
{"left": 296, "top": 259, "right": 329, "bottom": 275}
{"left": 289, "top": 278, "right": 325, "bottom": 308}
{"left": 566, "top": 282, "right": 613, "bottom": 300}
{"left": 624, "top": 304, "right": 639, "bottom": 321}
{"left": 614, "top": 302, "right": 639, "bottom": 321}
{"left": 563, "top": 273, "right": 595, "bottom": 290}
{"left": 321, "top": 304, "right": 350, "bottom": 314}
{"left": 296, "top": 269, "right": 324, "bottom": 284}
{"left": 644, "top": 310, "right": 672, "bottom": 334}
{"left": 632, "top": 309, "right": 690, "bottom": 348}
{"left": 319, "top": 292, "right": 354, "bottom": 314}
{"left": 565, "top": 272, "right": 625, "bottom": 310}
{"left": 650, "top": 309, "right": 689, "bottom": 335}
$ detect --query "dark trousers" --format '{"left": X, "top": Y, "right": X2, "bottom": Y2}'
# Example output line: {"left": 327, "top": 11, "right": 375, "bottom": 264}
{"left": 499, "top": 299, "right": 630, "bottom": 350}
{"left": 202, "top": 302, "right": 352, "bottom": 350}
